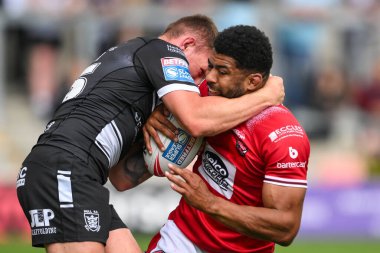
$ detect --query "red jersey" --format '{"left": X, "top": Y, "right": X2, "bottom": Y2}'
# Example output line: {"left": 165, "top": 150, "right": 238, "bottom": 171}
{"left": 169, "top": 81, "right": 310, "bottom": 253}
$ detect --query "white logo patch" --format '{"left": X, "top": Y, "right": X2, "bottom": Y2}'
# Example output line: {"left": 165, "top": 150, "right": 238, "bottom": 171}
{"left": 160, "top": 57, "right": 194, "bottom": 83}
{"left": 268, "top": 125, "right": 304, "bottom": 142}
{"left": 289, "top": 147, "right": 298, "bottom": 159}
{"left": 29, "top": 209, "right": 57, "bottom": 235}
{"left": 84, "top": 210, "right": 101, "bottom": 232}
{"left": 199, "top": 144, "right": 236, "bottom": 199}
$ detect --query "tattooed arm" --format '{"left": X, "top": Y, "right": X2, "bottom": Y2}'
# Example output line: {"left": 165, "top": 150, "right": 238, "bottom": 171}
{"left": 109, "top": 141, "right": 152, "bottom": 191}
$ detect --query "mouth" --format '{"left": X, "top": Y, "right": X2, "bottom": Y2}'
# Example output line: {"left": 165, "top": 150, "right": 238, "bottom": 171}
{"left": 207, "top": 83, "right": 219, "bottom": 96}
{"left": 207, "top": 88, "right": 219, "bottom": 96}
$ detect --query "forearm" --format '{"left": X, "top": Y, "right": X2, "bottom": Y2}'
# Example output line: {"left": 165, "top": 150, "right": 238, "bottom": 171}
{"left": 164, "top": 89, "right": 274, "bottom": 137}
{"left": 199, "top": 94, "right": 271, "bottom": 136}
{"left": 163, "top": 76, "right": 283, "bottom": 136}
{"left": 109, "top": 142, "right": 152, "bottom": 191}
{"left": 205, "top": 197, "right": 299, "bottom": 246}
{"left": 109, "top": 163, "right": 151, "bottom": 191}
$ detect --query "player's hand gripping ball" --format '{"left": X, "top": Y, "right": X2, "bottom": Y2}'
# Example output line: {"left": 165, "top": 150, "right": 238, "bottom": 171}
{"left": 143, "top": 114, "right": 203, "bottom": 177}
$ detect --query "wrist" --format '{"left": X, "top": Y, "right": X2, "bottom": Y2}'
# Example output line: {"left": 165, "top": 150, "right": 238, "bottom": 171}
{"left": 205, "top": 196, "right": 223, "bottom": 216}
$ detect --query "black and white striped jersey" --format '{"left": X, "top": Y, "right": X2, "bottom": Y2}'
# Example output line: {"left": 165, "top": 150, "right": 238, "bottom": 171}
{"left": 35, "top": 36, "right": 199, "bottom": 182}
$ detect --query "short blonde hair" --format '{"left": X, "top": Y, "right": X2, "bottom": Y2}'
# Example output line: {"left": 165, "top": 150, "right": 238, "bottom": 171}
{"left": 162, "top": 14, "right": 218, "bottom": 49}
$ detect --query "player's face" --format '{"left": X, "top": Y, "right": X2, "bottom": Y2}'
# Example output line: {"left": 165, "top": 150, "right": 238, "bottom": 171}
{"left": 206, "top": 53, "right": 249, "bottom": 98}
{"left": 185, "top": 46, "right": 213, "bottom": 85}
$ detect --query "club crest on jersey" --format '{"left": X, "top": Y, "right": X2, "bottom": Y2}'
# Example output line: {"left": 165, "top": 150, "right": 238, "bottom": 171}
{"left": 161, "top": 57, "right": 194, "bottom": 83}
{"left": 235, "top": 139, "right": 248, "bottom": 157}
{"left": 84, "top": 210, "right": 101, "bottom": 232}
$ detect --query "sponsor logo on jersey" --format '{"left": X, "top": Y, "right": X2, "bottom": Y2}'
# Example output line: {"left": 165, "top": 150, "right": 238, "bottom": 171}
{"left": 166, "top": 44, "right": 185, "bottom": 56}
{"left": 202, "top": 151, "right": 231, "bottom": 192}
{"left": 16, "top": 166, "right": 27, "bottom": 188}
{"left": 268, "top": 125, "right": 304, "bottom": 142}
{"left": 233, "top": 129, "right": 246, "bottom": 140}
{"left": 84, "top": 210, "right": 101, "bottom": 232}
{"left": 289, "top": 147, "right": 298, "bottom": 159}
{"left": 161, "top": 57, "right": 194, "bottom": 83}
{"left": 163, "top": 129, "right": 196, "bottom": 165}
{"left": 29, "top": 209, "right": 57, "bottom": 235}
{"left": 276, "top": 161, "right": 307, "bottom": 168}
{"left": 276, "top": 147, "right": 305, "bottom": 168}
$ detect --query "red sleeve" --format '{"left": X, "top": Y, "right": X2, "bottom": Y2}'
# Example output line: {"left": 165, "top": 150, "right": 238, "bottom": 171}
{"left": 256, "top": 106, "right": 310, "bottom": 188}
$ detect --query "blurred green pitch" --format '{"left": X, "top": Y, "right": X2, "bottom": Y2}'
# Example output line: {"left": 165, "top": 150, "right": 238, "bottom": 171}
{"left": 1, "top": 234, "right": 380, "bottom": 253}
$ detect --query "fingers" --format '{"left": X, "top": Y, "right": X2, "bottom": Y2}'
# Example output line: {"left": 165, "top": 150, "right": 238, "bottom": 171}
{"left": 149, "top": 127, "right": 166, "bottom": 152}
{"left": 143, "top": 107, "right": 178, "bottom": 152}
{"left": 160, "top": 116, "right": 179, "bottom": 137}
{"left": 142, "top": 126, "right": 153, "bottom": 154}
{"left": 165, "top": 165, "right": 188, "bottom": 194}
{"left": 162, "top": 106, "right": 171, "bottom": 117}
{"left": 167, "top": 164, "right": 192, "bottom": 182}
{"left": 267, "top": 75, "right": 285, "bottom": 105}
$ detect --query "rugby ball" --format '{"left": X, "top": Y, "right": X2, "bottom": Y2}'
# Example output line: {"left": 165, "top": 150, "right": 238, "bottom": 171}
{"left": 143, "top": 114, "right": 203, "bottom": 177}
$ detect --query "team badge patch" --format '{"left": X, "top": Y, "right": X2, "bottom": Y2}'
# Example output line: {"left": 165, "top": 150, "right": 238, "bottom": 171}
{"left": 235, "top": 138, "right": 248, "bottom": 157}
{"left": 161, "top": 57, "right": 194, "bottom": 83}
{"left": 84, "top": 210, "right": 101, "bottom": 232}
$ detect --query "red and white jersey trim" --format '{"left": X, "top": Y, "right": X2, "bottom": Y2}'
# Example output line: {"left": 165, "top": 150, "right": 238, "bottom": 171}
{"left": 264, "top": 175, "right": 308, "bottom": 188}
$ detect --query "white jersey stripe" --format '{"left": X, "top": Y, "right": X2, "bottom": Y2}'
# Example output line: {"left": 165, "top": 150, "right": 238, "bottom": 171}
{"left": 60, "top": 204, "right": 74, "bottom": 208}
{"left": 95, "top": 120, "right": 123, "bottom": 168}
{"left": 57, "top": 170, "right": 71, "bottom": 175}
{"left": 57, "top": 172, "right": 74, "bottom": 206}
{"left": 157, "top": 83, "right": 199, "bottom": 98}
{"left": 265, "top": 175, "right": 307, "bottom": 184}
{"left": 264, "top": 180, "right": 308, "bottom": 188}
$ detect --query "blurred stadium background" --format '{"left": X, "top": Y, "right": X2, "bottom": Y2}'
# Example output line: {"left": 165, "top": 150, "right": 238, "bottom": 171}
{"left": 1, "top": 0, "right": 380, "bottom": 252}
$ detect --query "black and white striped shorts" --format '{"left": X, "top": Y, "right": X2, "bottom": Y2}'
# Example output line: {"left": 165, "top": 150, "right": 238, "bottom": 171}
{"left": 16, "top": 145, "right": 126, "bottom": 247}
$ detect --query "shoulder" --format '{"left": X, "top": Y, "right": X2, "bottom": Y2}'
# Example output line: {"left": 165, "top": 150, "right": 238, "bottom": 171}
{"left": 136, "top": 37, "right": 186, "bottom": 57}
{"left": 244, "top": 105, "right": 309, "bottom": 145}
{"left": 246, "top": 105, "right": 299, "bottom": 132}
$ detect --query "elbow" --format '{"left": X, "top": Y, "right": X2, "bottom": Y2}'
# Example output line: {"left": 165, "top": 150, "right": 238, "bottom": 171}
{"left": 186, "top": 127, "right": 204, "bottom": 138}
{"left": 110, "top": 180, "right": 128, "bottom": 192}
{"left": 275, "top": 227, "right": 299, "bottom": 247}
{"left": 276, "top": 236, "right": 295, "bottom": 247}
{"left": 179, "top": 120, "right": 207, "bottom": 137}
{"left": 109, "top": 177, "right": 131, "bottom": 192}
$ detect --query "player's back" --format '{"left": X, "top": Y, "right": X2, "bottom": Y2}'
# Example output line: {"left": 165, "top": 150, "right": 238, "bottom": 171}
{"left": 35, "top": 37, "right": 168, "bottom": 182}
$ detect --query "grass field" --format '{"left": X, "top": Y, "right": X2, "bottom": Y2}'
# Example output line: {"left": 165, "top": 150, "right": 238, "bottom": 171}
{"left": 1, "top": 234, "right": 379, "bottom": 253}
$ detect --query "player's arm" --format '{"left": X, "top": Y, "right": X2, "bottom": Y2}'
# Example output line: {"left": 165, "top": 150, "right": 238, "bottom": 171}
{"left": 166, "top": 165, "right": 306, "bottom": 246}
{"left": 162, "top": 75, "right": 284, "bottom": 137}
{"left": 109, "top": 141, "right": 152, "bottom": 191}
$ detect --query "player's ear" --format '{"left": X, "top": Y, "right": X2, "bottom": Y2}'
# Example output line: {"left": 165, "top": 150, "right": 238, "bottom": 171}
{"left": 247, "top": 73, "right": 264, "bottom": 92}
{"left": 182, "top": 36, "right": 196, "bottom": 50}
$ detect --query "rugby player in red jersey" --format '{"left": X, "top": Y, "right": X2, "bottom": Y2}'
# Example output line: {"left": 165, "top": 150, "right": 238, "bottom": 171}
{"left": 146, "top": 25, "right": 310, "bottom": 253}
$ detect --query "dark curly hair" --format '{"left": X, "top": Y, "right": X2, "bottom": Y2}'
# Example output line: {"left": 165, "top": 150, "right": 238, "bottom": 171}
{"left": 214, "top": 25, "right": 273, "bottom": 79}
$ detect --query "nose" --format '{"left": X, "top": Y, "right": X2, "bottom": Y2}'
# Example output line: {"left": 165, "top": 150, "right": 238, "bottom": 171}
{"left": 205, "top": 68, "right": 216, "bottom": 83}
